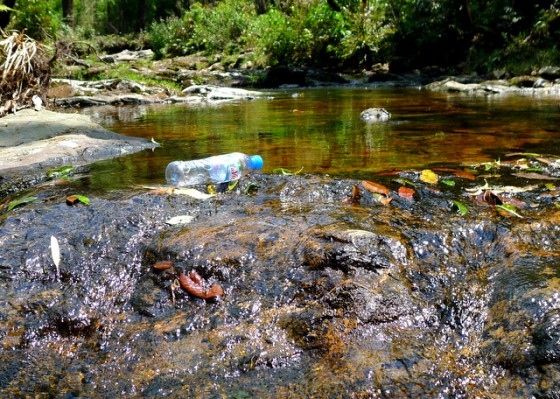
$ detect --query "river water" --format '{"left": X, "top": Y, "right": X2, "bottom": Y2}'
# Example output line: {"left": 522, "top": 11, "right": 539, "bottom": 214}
{"left": 77, "top": 87, "right": 560, "bottom": 189}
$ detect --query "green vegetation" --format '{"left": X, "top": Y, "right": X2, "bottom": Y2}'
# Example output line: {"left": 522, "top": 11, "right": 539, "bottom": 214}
{"left": 1, "top": 0, "right": 560, "bottom": 75}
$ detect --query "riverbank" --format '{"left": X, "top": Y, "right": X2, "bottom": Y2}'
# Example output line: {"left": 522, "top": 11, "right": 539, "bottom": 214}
{"left": 0, "top": 108, "right": 157, "bottom": 197}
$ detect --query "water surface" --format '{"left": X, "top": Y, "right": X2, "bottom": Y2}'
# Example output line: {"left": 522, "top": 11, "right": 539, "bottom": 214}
{"left": 77, "top": 87, "right": 560, "bottom": 189}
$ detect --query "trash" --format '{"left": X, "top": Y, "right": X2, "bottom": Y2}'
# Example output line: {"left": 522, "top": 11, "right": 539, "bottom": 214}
{"left": 165, "top": 152, "right": 263, "bottom": 187}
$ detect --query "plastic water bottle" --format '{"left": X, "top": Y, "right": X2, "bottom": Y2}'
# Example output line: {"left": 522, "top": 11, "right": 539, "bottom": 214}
{"left": 165, "top": 152, "right": 264, "bottom": 187}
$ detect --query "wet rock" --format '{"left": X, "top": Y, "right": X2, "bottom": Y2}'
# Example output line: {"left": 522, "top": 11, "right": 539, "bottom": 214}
{"left": 100, "top": 49, "right": 154, "bottom": 63}
{"left": 360, "top": 107, "right": 391, "bottom": 122}
{"left": 0, "top": 108, "right": 158, "bottom": 197}
{"left": 1, "top": 170, "right": 560, "bottom": 397}
{"left": 304, "top": 228, "right": 406, "bottom": 272}
{"left": 182, "top": 84, "right": 267, "bottom": 101}
{"left": 538, "top": 66, "right": 560, "bottom": 80}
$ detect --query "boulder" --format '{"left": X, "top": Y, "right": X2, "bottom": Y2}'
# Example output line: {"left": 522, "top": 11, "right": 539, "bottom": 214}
{"left": 360, "top": 107, "right": 391, "bottom": 122}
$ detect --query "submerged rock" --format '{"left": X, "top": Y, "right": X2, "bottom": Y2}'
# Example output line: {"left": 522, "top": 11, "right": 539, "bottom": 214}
{"left": 360, "top": 107, "right": 391, "bottom": 122}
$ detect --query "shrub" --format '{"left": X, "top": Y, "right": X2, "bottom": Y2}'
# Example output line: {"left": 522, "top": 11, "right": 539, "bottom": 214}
{"left": 7, "top": 0, "right": 62, "bottom": 40}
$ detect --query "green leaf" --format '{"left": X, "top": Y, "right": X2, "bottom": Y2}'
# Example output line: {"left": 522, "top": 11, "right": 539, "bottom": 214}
{"left": 545, "top": 183, "right": 556, "bottom": 190}
{"left": 452, "top": 200, "right": 468, "bottom": 216}
{"left": 393, "top": 178, "right": 416, "bottom": 187}
{"left": 73, "top": 195, "right": 90, "bottom": 205}
{"left": 243, "top": 183, "right": 259, "bottom": 195}
{"left": 496, "top": 204, "right": 523, "bottom": 218}
{"left": 228, "top": 180, "right": 239, "bottom": 191}
{"left": 46, "top": 165, "right": 74, "bottom": 179}
{"left": 7, "top": 196, "right": 37, "bottom": 211}
{"left": 272, "top": 167, "right": 304, "bottom": 175}
{"left": 442, "top": 180, "right": 456, "bottom": 187}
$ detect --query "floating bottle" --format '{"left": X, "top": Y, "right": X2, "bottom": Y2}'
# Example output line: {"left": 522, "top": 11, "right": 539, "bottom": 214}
{"left": 165, "top": 152, "right": 264, "bottom": 187}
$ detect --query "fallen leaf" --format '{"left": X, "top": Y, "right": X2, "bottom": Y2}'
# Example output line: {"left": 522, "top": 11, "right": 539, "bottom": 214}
{"left": 153, "top": 260, "right": 174, "bottom": 270}
{"left": 392, "top": 178, "right": 416, "bottom": 188}
{"left": 442, "top": 180, "right": 456, "bottom": 187}
{"left": 496, "top": 204, "right": 523, "bottom": 218}
{"left": 51, "top": 236, "right": 60, "bottom": 280}
{"left": 46, "top": 165, "right": 74, "bottom": 179}
{"left": 66, "top": 195, "right": 90, "bottom": 206}
{"left": 343, "top": 184, "right": 362, "bottom": 205}
{"left": 505, "top": 152, "right": 542, "bottom": 157}
{"left": 165, "top": 215, "right": 195, "bottom": 225}
{"left": 7, "top": 196, "right": 37, "bottom": 211}
{"left": 433, "top": 168, "right": 476, "bottom": 180}
{"left": 371, "top": 192, "right": 392, "bottom": 206}
{"left": 502, "top": 197, "right": 527, "bottom": 209}
{"left": 475, "top": 190, "right": 503, "bottom": 206}
{"left": 173, "top": 188, "right": 216, "bottom": 200}
{"left": 377, "top": 170, "right": 404, "bottom": 176}
{"left": 513, "top": 172, "right": 559, "bottom": 180}
{"left": 398, "top": 186, "right": 415, "bottom": 201}
{"left": 420, "top": 169, "right": 439, "bottom": 184}
{"left": 147, "top": 187, "right": 175, "bottom": 195}
{"left": 452, "top": 200, "right": 468, "bottom": 216}
{"left": 272, "top": 167, "right": 304, "bottom": 175}
{"left": 535, "top": 157, "right": 554, "bottom": 165}
{"left": 361, "top": 180, "right": 390, "bottom": 196}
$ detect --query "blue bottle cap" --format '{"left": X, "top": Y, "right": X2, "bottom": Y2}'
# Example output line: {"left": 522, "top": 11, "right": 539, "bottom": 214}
{"left": 249, "top": 155, "right": 264, "bottom": 170}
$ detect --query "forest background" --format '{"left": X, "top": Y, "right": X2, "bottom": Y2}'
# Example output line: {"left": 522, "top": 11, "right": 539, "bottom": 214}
{"left": 1, "top": 0, "right": 560, "bottom": 77}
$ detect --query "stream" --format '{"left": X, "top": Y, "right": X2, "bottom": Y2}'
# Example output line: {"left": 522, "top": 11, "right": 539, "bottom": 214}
{"left": 1, "top": 87, "right": 560, "bottom": 398}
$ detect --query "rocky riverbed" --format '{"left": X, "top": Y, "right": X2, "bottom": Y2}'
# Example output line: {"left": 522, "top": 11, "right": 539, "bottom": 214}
{"left": 1, "top": 59, "right": 560, "bottom": 396}
{"left": 1, "top": 156, "right": 560, "bottom": 397}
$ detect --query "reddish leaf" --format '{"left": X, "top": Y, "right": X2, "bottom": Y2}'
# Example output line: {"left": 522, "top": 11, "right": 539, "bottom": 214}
{"left": 343, "top": 184, "right": 362, "bottom": 205}
{"left": 475, "top": 190, "right": 503, "bottom": 206}
{"left": 153, "top": 260, "right": 174, "bottom": 270}
{"left": 361, "top": 180, "right": 390, "bottom": 196}
{"left": 398, "top": 186, "right": 415, "bottom": 201}
{"left": 503, "top": 197, "right": 527, "bottom": 209}
{"left": 377, "top": 170, "right": 404, "bottom": 177}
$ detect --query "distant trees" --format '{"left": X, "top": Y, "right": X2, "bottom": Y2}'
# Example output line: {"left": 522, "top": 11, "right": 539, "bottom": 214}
{"left": 0, "top": 0, "right": 558, "bottom": 73}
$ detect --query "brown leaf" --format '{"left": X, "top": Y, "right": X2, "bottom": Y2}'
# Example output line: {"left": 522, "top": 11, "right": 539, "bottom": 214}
{"left": 153, "top": 260, "right": 174, "bottom": 270}
{"left": 398, "top": 186, "right": 415, "bottom": 201}
{"left": 475, "top": 190, "right": 503, "bottom": 206}
{"left": 377, "top": 170, "right": 404, "bottom": 177}
{"left": 433, "top": 168, "right": 477, "bottom": 181}
{"left": 502, "top": 197, "right": 527, "bottom": 209}
{"left": 147, "top": 187, "right": 175, "bottom": 195}
{"left": 66, "top": 195, "right": 79, "bottom": 205}
{"left": 513, "top": 172, "right": 559, "bottom": 180}
{"left": 343, "top": 184, "right": 362, "bottom": 205}
{"left": 361, "top": 180, "right": 390, "bottom": 196}
{"left": 378, "top": 196, "right": 393, "bottom": 206}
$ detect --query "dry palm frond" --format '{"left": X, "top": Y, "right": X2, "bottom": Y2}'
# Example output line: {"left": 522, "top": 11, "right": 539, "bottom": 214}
{"left": 0, "top": 29, "right": 51, "bottom": 115}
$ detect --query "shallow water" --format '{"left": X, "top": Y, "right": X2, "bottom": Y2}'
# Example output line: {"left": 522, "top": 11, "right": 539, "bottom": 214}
{"left": 76, "top": 87, "right": 560, "bottom": 189}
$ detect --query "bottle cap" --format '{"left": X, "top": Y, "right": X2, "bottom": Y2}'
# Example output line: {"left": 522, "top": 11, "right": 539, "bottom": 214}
{"left": 249, "top": 155, "right": 264, "bottom": 170}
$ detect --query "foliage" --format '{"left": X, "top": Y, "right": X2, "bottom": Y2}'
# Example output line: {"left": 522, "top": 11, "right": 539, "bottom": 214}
{"left": 3, "top": 0, "right": 560, "bottom": 74}
{"left": 7, "top": 0, "right": 63, "bottom": 40}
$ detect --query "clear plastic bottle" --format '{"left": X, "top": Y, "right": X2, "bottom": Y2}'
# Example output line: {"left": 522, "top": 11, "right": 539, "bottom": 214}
{"left": 165, "top": 152, "right": 264, "bottom": 187}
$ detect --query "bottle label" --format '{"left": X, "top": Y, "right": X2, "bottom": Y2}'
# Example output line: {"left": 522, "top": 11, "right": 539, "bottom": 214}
{"left": 227, "top": 162, "right": 242, "bottom": 181}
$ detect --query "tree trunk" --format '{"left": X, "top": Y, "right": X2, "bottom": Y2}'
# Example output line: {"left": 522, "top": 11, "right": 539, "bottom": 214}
{"left": 62, "top": 0, "right": 74, "bottom": 27}
{"left": 138, "top": 0, "right": 146, "bottom": 31}
{"left": 0, "top": 0, "right": 17, "bottom": 29}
